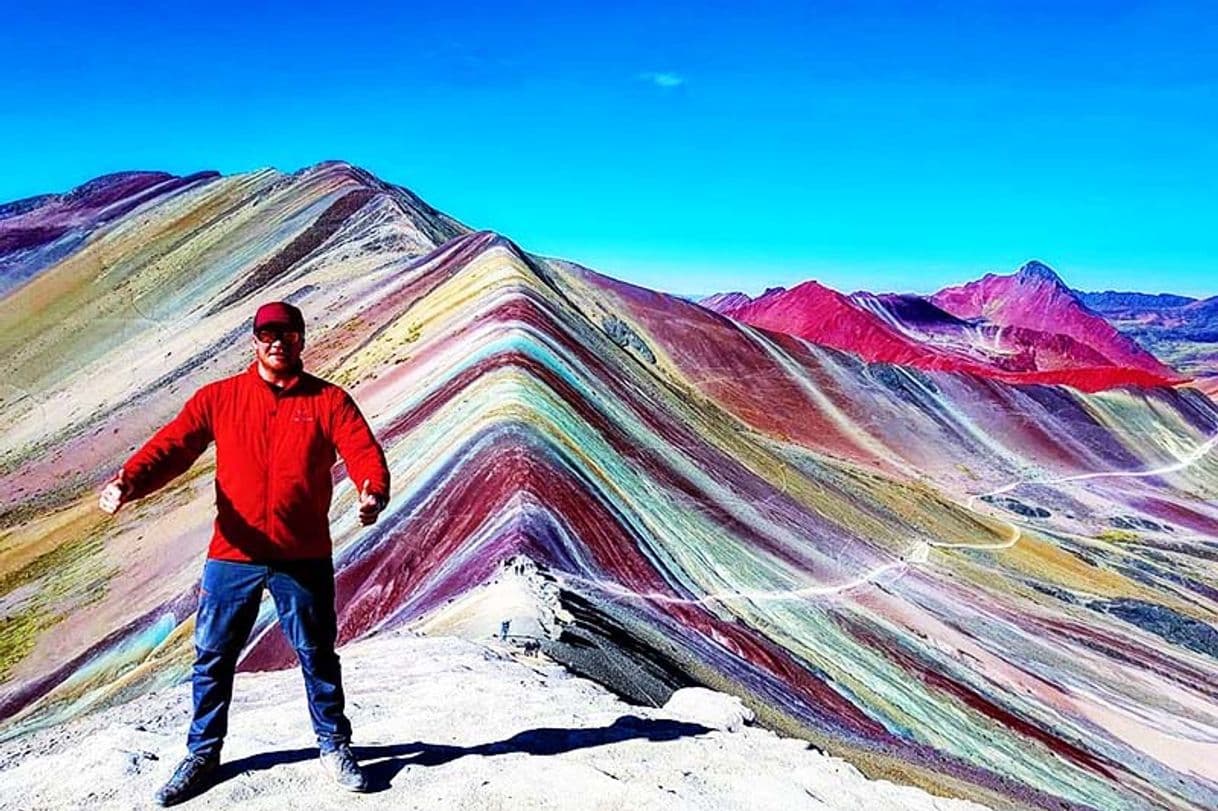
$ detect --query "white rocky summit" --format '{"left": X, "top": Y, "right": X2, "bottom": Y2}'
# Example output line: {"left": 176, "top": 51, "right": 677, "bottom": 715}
{"left": 0, "top": 630, "right": 990, "bottom": 810}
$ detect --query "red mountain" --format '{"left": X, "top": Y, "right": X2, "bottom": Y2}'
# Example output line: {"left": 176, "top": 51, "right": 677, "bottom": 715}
{"left": 713, "top": 280, "right": 933, "bottom": 367}
{"left": 700, "top": 263, "right": 1186, "bottom": 392}
{"left": 930, "top": 261, "right": 1183, "bottom": 381}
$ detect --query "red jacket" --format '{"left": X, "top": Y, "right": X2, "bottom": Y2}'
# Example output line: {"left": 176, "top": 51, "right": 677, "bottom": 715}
{"left": 121, "top": 360, "right": 390, "bottom": 561}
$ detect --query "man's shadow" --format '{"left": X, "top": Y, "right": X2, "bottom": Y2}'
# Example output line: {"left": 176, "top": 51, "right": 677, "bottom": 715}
{"left": 211, "top": 715, "right": 714, "bottom": 792}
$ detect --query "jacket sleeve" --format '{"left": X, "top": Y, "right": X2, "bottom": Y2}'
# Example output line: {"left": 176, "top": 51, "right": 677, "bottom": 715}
{"left": 121, "top": 386, "right": 214, "bottom": 501}
{"left": 330, "top": 389, "right": 390, "bottom": 501}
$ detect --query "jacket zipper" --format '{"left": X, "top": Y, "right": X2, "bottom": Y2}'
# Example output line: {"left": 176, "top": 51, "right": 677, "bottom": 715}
{"left": 266, "top": 388, "right": 278, "bottom": 543}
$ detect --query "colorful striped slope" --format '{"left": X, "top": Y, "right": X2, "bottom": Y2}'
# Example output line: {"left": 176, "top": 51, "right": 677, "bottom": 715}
{"left": 1, "top": 162, "right": 1216, "bottom": 810}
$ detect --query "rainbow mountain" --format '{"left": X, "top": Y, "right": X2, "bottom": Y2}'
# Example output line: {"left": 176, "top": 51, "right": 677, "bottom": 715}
{"left": 1, "top": 161, "right": 1217, "bottom": 810}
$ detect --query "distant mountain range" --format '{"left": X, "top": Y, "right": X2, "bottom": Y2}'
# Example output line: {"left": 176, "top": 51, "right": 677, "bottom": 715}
{"left": 1075, "top": 289, "right": 1218, "bottom": 381}
{"left": 1076, "top": 290, "right": 1198, "bottom": 310}
{"left": 699, "top": 260, "right": 1216, "bottom": 394}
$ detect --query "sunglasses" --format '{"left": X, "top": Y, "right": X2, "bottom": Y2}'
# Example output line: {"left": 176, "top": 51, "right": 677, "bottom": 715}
{"left": 254, "top": 328, "right": 303, "bottom": 345}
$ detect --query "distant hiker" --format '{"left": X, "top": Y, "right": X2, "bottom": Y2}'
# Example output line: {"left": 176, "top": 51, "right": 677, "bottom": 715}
{"left": 98, "top": 300, "right": 390, "bottom": 805}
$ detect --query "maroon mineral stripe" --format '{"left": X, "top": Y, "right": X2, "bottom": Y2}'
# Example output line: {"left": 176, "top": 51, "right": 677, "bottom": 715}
{"left": 841, "top": 615, "right": 1121, "bottom": 782}
{"left": 0, "top": 224, "right": 70, "bottom": 254}
{"left": 1132, "top": 495, "right": 1218, "bottom": 536}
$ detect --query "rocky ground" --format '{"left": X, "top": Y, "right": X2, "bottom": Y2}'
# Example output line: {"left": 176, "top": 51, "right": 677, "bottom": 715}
{"left": 0, "top": 629, "right": 989, "bottom": 810}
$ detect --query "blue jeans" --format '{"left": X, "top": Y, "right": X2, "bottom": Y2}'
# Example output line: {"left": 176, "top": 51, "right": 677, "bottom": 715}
{"left": 187, "top": 557, "right": 353, "bottom": 758}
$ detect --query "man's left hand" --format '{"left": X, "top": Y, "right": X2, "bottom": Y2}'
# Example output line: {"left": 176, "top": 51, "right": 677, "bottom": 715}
{"left": 358, "top": 479, "right": 387, "bottom": 526}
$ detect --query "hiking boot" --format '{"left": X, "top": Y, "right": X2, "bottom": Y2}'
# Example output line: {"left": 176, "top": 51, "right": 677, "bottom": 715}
{"left": 319, "top": 743, "right": 368, "bottom": 792}
{"left": 154, "top": 752, "right": 220, "bottom": 806}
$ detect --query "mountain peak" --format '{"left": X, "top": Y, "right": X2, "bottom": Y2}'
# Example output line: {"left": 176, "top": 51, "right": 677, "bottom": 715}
{"left": 1015, "top": 260, "right": 1067, "bottom": 287}
{"left": 298, "top": 158, "right": 380, "bottom": 186}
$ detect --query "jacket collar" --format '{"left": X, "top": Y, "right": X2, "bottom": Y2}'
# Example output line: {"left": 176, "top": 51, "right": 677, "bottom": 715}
{"left": 246, "top": 359, "right": 305, "bottom": 394}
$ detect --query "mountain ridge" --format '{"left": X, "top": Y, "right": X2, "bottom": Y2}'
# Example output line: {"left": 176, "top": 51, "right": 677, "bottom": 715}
{"left": 1, "top": 162, "right": 1216, "bottom": 810}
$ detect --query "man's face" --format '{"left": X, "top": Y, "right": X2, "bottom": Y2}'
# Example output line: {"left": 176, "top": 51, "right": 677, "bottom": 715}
{"left": 252, "top": 325, "right": 305, "bottom": 373}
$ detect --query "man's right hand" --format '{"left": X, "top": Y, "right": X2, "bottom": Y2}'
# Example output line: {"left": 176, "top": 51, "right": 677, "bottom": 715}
{"left": 99, "top": 468, "right": 132, "bottom": 515}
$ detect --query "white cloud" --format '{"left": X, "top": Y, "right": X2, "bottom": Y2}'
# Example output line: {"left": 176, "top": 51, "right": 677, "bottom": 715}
{"left": 637, "top": 71, "right": 685, "bottom": 88}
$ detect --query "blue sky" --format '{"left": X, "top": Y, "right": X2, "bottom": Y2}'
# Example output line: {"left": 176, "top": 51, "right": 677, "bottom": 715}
{"left": 1, "top": 1, "right": 1214, "bottom": 297}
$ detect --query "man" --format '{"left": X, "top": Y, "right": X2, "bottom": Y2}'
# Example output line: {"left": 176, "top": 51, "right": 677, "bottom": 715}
{"left": 98, "top": 300, "right": 391, "bottom": 806}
